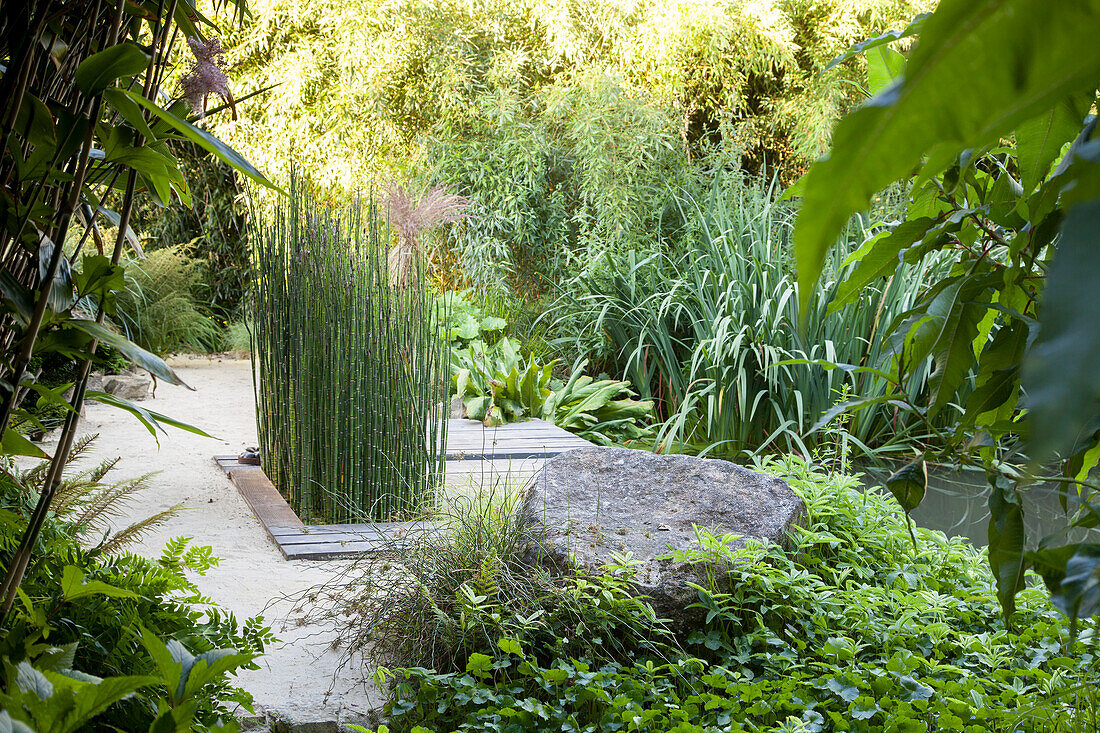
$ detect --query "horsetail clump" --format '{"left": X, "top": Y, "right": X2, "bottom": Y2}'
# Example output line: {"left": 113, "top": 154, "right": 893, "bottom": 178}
{"left": 250, "top": 177, "right": 448, "bottom": 522}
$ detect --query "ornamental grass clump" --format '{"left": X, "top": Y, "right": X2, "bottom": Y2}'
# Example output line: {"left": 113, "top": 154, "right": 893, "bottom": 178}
{"left": 250, "top": 176, "right": 448, "bottom": 522}
{"left": 291, "top": 478, "right": 669, "bottom": 673}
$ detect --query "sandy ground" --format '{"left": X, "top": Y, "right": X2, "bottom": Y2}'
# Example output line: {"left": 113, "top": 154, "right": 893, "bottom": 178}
{"left": 38, "top": 355, "right": 380, "bottom": 729}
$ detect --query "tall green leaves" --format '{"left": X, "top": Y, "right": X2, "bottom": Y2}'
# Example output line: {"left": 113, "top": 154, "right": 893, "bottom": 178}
{"left": 250, "top": 178, "right": 448, "bottom": 522}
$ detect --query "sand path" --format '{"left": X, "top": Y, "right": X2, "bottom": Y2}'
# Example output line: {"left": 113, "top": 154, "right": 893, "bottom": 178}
{"left": 42, "top": 355, "right": 379, "bottom": 729}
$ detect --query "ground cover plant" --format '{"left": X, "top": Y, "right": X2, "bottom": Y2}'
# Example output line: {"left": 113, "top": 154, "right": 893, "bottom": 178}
{"left": 356, "top": 459, "right": 1100, "bottom": 733}
{"left": 250, "top": 176, "right": 449, "bottom": 522}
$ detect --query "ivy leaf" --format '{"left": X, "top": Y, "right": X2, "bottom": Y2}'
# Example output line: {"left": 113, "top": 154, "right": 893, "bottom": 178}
{"left": 73, "top": 43, "right": 149, "bottom": 94}
{"left": 793, "top": 0, "right": 1100, "bottom": 315}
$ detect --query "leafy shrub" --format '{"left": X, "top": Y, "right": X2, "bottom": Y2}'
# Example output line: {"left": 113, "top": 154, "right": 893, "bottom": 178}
{"left": 214, "top": 0, "right": 931, "bottom": 292}
{"left": 434, "top": 290, "right": 508, "bottom": 350}
{"left": 0, "top": 446, "right": 274, "bottom": 731}
{"left": 453, "top": 338, "right": 554, "bottom": 426}
{"left": 543, "top": 359, "right": 655, "bottom": 447}
{"left": 114, "top": 245, "right": 223, "bottom": 355}
{"left": 367, "top": 459, "right": 1099, "bottom": 732}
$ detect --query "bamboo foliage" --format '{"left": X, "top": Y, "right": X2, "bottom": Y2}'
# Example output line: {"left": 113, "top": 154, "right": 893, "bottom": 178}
{"left": 250, "top": 177, "right": 448, "bottom": 522}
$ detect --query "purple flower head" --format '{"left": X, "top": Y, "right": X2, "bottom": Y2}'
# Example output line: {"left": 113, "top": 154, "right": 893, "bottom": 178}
{"left": 180, "top": 37, "right": 232, "bottom": 118}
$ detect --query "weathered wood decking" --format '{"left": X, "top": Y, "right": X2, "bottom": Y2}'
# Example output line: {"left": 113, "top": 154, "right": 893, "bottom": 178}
{"left": 215, "top": 418, "right": 592, "bottom": 560}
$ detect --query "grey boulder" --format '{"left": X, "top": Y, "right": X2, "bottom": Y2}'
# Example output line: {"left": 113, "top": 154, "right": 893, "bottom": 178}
{"left": 521, "top": 447, "right": 804, "bottom": 629}
{"left": 102, "top": 371, "right": 152, "bottom": 401}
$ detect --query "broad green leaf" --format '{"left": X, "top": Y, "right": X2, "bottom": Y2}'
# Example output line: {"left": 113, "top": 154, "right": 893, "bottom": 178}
{"left": 826, "top": 676, "right": 860, "bottom": 703}
{"left": 102, "top": 87, "right": 156, "bottom": 141}
{"left": 50, "top": 671, "right": 155, "bottom": 733}
{"left": 123, "top": 91, "right": 284, "bottom": 193}
{"left": 2, "top": 429, "right": 49, "bottom": 459}
{"left": 60, "top": 565, "right": 139, "bottom": 602}
{"left": 829, "top": 218, "right": 937, "bottom": 311}
{"left": 465, "top": 652, "right": 493, "bottom": 677}
{"left": 67, "top": 319, "right": 190, "bottom": 388}
{"left": 793, "top": 0, "right": 1100, "bottom": 315}
{"left": 1016, "top": 98, "right": 1085, "bottom": 195}
{"left": 0, "top": 271, "right": 35, "bottom": 324}
{"left": 73, "top": 43, "right": 149, "bottom": 94}
{"left": 1023, "top": 199, "right": 1100, "bottom": 461}
{"left": 1051, "top": 543, "right": 1100, "bottom": 623}
{"left": 988, "top": 476, "right": 1027, "bottom": 621}
{"left": 140, "top": 628, "right": 184, "bottom": 704}
{"left": 885, "top": 454, "right": 926, "bottom": 513}
{"left": 962, "top": 367, "right": 1017, "bottom": 424}
{"left": 0, "top": 710, "right": 37, "bottom": 733}
{"left": 867, "top": 45, "right": 905, "bottom": 96}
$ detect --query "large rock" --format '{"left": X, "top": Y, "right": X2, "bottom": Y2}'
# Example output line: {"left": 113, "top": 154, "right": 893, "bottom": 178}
{"left": 522, "top": 447, "right": 804, "bottom": 629}
{"left": 101, "top": 370, "right": 152, "bottom": 401}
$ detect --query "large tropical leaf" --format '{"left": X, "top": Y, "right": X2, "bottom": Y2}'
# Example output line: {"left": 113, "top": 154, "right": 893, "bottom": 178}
{"left": 793, "top": 0, "right": 1100, "bottom": 313}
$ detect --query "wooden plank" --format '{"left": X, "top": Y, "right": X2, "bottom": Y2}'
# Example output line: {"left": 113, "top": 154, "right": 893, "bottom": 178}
{"left": 214, "top": 420, "right": 593, "bottom": 561}
{"left": 280, "top": 541, "right": 383, "bottom": 560}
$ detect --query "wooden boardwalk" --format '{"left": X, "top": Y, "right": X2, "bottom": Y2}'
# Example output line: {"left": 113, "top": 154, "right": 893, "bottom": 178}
{"left": 216, "top": 418, "right": 592, "bottom": 560}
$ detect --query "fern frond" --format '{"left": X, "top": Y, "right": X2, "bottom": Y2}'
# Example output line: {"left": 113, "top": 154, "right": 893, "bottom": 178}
{"left": 97, "top": 502, "right": 184, "bottom": 555}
